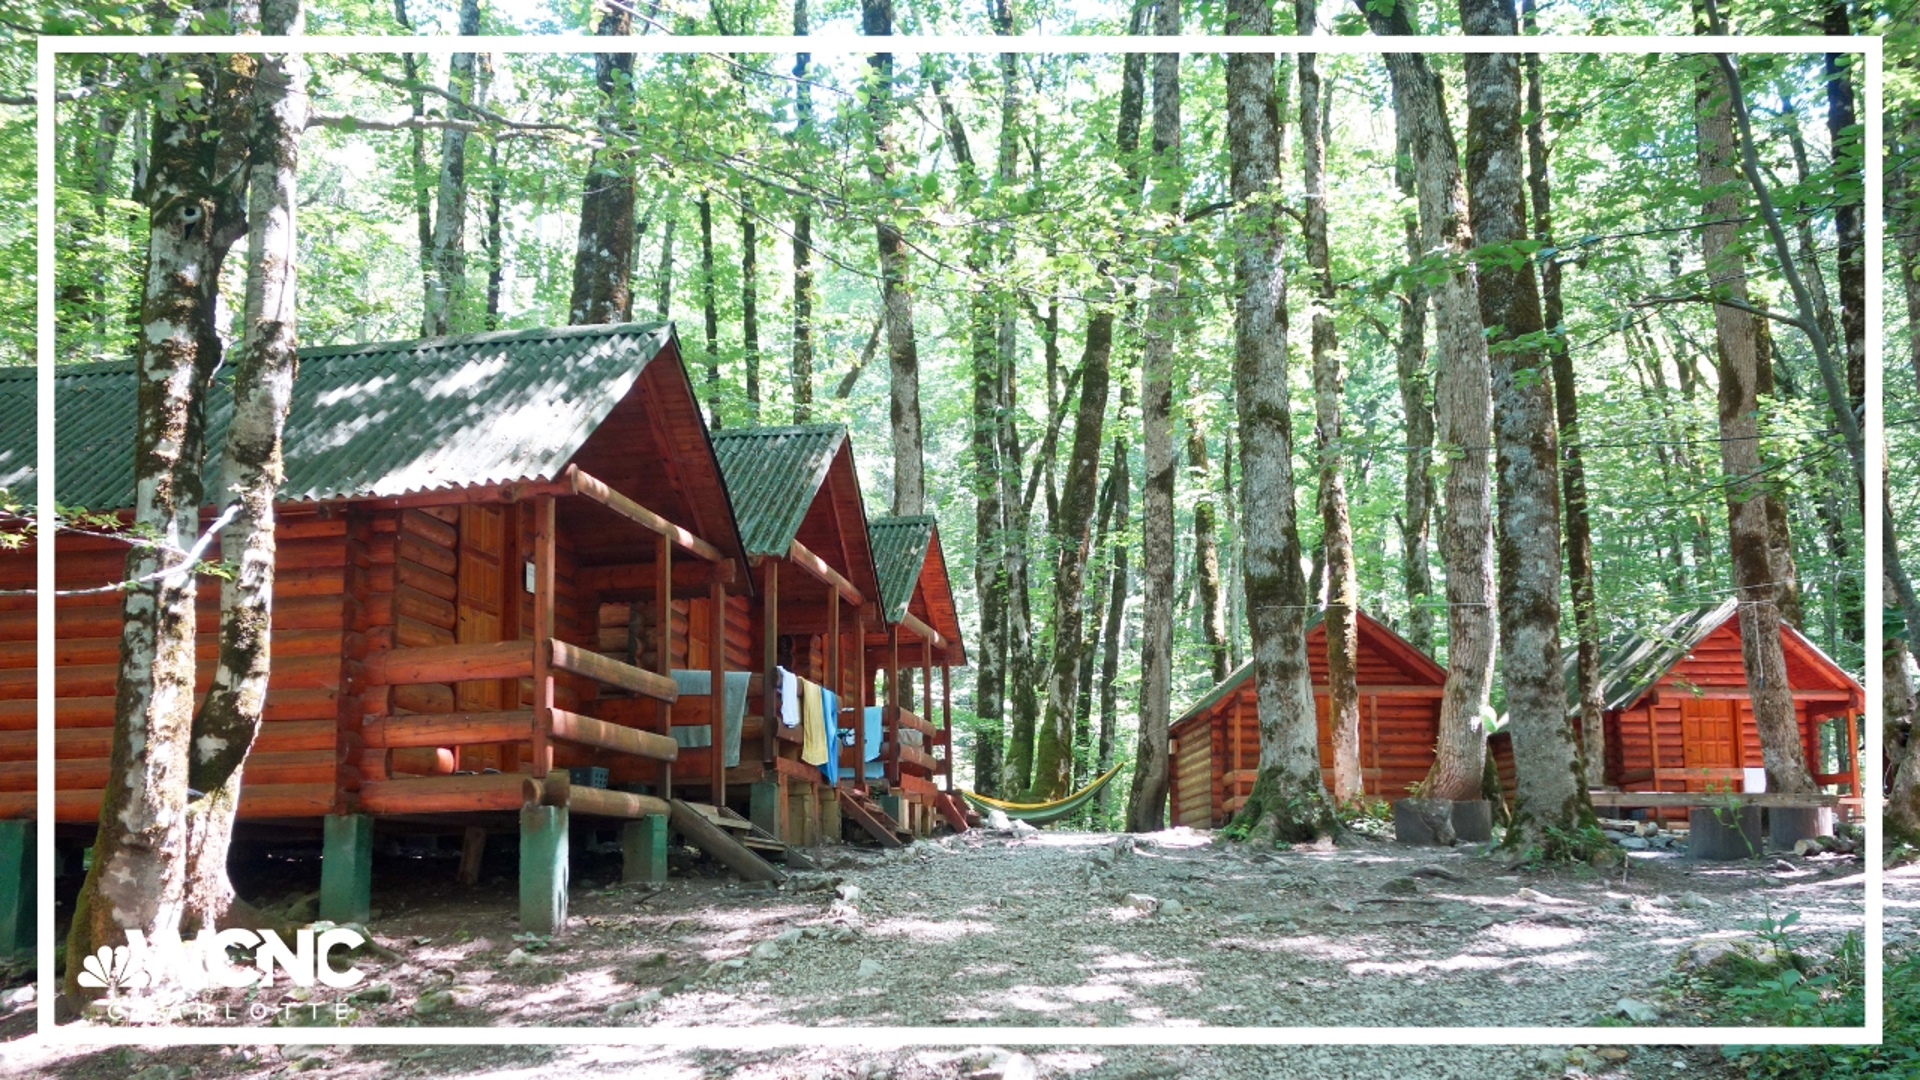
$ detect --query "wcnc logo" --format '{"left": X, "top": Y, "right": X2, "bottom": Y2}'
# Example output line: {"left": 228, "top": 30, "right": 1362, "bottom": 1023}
{"left": 77, "top": 927, "right": 369, "bottom": 992}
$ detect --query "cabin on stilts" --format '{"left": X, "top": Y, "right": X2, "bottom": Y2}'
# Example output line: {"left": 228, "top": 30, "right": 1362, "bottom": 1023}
{"left": 1168, "top": 609, "right": 1447, "bottom": 828}
{"left": 863, "top": 516, "right": 969, "bottom": 838}
{"left": 708, "top": 425, "right": 880, "bottom": 848}
{"left": 0, "top": 322, "right": 781, "bottom": 937}
{"left": 1488, "top": 599, "right": 1866, "bottom": 820}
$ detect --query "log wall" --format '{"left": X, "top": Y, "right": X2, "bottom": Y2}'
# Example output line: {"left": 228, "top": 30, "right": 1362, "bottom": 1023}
{"left": 0, "top": 512, "right": 350, "bottom": 821}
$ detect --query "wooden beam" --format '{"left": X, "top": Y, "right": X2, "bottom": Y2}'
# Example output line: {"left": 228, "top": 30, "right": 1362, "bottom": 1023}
{"left": 548, "top": 639, "right": 681, "bottom": 702}
{"left": 334, "top": 477, "right": 574, "bottom": 513}
{"left": 654, "top": 532, "right": 672, "bottom": 677}
{"left": 578, "top": 558, "right": 736, "bottom": 594}
{"left": 787, "top": 538, "right": 864, "bottom": 608}
{"left": 886, "top": 622, "right": 900, "bottom": 786}
{"left": 668, "top": 798, "right": 785, "bottom": 882}
{"left": 550, "top": 707, "right": 679, "bottom": 761}
{"left": 531, "top": 495, "right": 556, "bottom": 779}
{"left": 357, "top": 773, "right": 541, "bottom": 815}
{"left": 1845, "top": 711, "right": 1860, "bottom": 799}
{"left": 1587, "top": 790, "right": 1841, "bottom": 809}
{"left": 566, "top": 465, "right": 729, "bottom": 564}
{"left": 363, "top": 641, "right": 534, "bottom": 687}
{"left": 763, "top": 559, "right": 778, "bottom": 765}
{"left": 852, "top": 605, "right": 867, "bottom": 793}
{"left": 534, "top": 773, "right": 671, "bottom": 819}
{"left": 365, "top": 710, "right": 535, "bottom": 749}
{"left": 941, "top": 663, "right": 952, "bottom": 793}
{"left": 898, "top": 610, "right": 946, "bottom": 651}
{"left": 1645, "top": 687, "right": 1858, "bottom": 704}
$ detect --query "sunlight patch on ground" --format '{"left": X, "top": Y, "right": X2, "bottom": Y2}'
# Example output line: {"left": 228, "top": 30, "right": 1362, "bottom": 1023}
{"left": 1088, "top": 953, "right": 1159, "bottom": 970}
{"left": 1349, "top": 949, "right": 1597, "bottom": 977}
{"left": 1062, "top": 983, "right": 1132, "bottom": 1003}
{"left": 862, "top": 916, "right": 999, "bottom": 942}
{"left": 1105, "top": 906, "right": 1152, "bottom": 923}
{"left": 1000, "top": 987, "right": 1074, "bottom": 1012}
{"left": 1484, "top": 923, "right": 1587, "bottom": 950}
{"left": 952, "top": 961, "right": 1016, "bottom": 978}
{"left": 1138, "top": 828, "right": 1214, "bottom": 849}
{"left": 1260, "top": 934, "right": 1370, "bottom": 962}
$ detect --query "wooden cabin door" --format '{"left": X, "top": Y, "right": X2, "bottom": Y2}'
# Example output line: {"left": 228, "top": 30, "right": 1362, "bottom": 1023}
{"left": 1679, "top": 698, "right": 1738, "bottom": 791}
{"left": 455, "top": 504, "right": 511, "bottom": 771}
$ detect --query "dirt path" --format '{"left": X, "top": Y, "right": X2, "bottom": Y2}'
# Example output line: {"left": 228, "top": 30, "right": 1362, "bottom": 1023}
{"left": 1, "top": 826, "right": 1893, "bottom": 1080}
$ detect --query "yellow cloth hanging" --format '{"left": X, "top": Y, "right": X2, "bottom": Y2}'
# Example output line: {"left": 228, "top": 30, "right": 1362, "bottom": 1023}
{"left": 799, "top": 677, "right": 828, "bottom": 766}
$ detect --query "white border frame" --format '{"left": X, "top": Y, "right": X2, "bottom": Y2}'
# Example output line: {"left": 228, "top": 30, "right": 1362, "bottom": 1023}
{"left": 33, "top": 31, "right": 1884, "bottom": 1050}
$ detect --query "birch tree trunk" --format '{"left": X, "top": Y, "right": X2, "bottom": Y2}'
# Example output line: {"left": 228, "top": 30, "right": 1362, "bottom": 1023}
{"left": 1520, "top": 0, "right": 1604, "bottom": 793}
{"left": 1461, "top": 0, "right": 1587, "bottom": 845}
{"left": 1299, "top": 4, "right": 1361, "bottom": 806}
{"left": 1393, "top": 131, "right": 1437, "bottom": 657}
{"left": 1225, "top": 0, "right": 1337, "bottom": 845}
{"left": 791, "top": 0, "right": 815, "bottom": 422}
{"left": 654, "top": 215, "right": 675, "bottom": 317}
{"left": 423, "top": 0, "right": 480, "bottom": 336}
{"left": 1366, "top": 1, "right": 1494, "bottom": 802}
{"left": 568, "top": 0, "right": 635, "bottom": 327}
{"left": 1126, "top": 0, "right": 1181, "bottom": 828}
{"left": 742, "top": 205, "right": 760, "bottom": 419}
{"left": 182, "top": 1, "right": 310, "bottom": 930}
{"left": 1823, "top": 5, "right": 1864, "bottom": 412}
{"left": 393, "top": 0, "right": 432, "bottom": 311}
{"left": 65, "top": 47, "right": 254, "bottom": 997}
{"left": 1694, "top": 47, "right": 1816, "bottom": 795}
{"left": 862, "top": 0, "right": 925, "bottom": 515}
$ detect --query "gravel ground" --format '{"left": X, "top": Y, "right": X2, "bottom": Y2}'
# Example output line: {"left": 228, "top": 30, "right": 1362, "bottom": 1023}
{"left": 0, "top": 825, "right": 1897, "bottom": 1080}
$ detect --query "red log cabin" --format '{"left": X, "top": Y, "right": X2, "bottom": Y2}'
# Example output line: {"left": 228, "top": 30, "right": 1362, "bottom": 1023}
{"left": 864, "top": 516, "right": 968, "bottom": 837}
{"left": 0, "top": 322, "right": 758, "bottom": 931}
{"left": 1169, "top": 610, "right": 1447, "bottom": 829}
{"left": 708, "top": 425, "right": 880, "bottom": 846}
{"left": 1487, "top": 599, "right": 1865, "bottom": 815}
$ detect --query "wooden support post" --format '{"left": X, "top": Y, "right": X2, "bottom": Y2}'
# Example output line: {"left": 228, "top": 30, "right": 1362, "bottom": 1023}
{"left": 457, "top": 826, "right": 488, "bottom": 886}
{"left": 622, "top": 814, "right": 669, "bottom": 885}
{"left": 319, "top": 814, "right": 373, "bottom": 924}
{"left": 942, "top": 663, "right": 953, "bottom": 793}
{"left": 1845, "top": 711, "right": 1860, "bottom": 799}
{"left": 922, "top": 642, "right": 934, "bottom": 737}
{"left": 655, "top": 533, "right": 673, "bottom": 677}
{"left": 531, "top": 495, "right": 556, "bottom": 778}
{"left": 854, "top": 609, "right": 868, "bottom": 793}
{"left": 710, "top": 579, "right": 726, "bottom": 803}
{"left": 1645, "top": 709, "right": 1662, "bottom": 792}
{"left": 0, "top": 819, "right": 33, "bottom": 959}
{"left": 887, "top": 623, "right": 901, "bottom": 785}
{"left": 519, "top": 803, "right": 569, "bottom": 933}
{"left": 763, "top": 560, "right": 778, "bottom": 764}
{"left": 828, "top": 588, "right": 841, "bottom": 750}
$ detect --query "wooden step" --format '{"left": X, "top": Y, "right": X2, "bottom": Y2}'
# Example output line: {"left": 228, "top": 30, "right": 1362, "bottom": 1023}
{"left": 836, "top": 788, "right": 905, "bottom": 848}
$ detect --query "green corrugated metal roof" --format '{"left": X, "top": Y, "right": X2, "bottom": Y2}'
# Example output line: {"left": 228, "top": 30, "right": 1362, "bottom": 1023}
{"left": 0, "top": 322, "right": 672, "bottom": 510}
{"left": 869, "top": 515, "right": 936, "bottom": 624}
{"left": 1585, "top": 599, "right": 1737, "bottom": 714}
{"left": 709, "top": 425, "right": 846, "bottom": 557}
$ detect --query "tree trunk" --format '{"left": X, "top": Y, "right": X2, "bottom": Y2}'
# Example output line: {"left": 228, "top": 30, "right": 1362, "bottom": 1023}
{"left": 1824, "top": 4, "right": 1864, "bottom": 415}
{"left": 965, "top": 6, "right": 1017, "bottom": 796}
{"left": 66, "top": 49, "right": 254, "bottom": 998}
{"left": 1888, "top": 575, "right": 1920, "bottom": 846}
{"left": 1189, "top": 416, "right": 1228, "bottom": 685}
{"left": 742, "top": 205, "right": 760, "bottom": 420}
{"left": 790, "top": 0, "right": 815, "bottom": 423}
{"left": 423, "top": 0, "right": 481, "bottom": 337}
{"left": 1299, "top": 7, "right": 1360, "bottom": 806}
{"left": 1125, "top": 0, "right": 1181, "bottom": 828}
{"left": 1462, "top": 0, "right": 1586, "bottom": 847}
{"left": 1076, "top": 448, "right": 1124, "bottom": 786}
{"left": 1225, "top": 0, "right": 1337, "bottom": 845}
{"left": 568, "top": 1, "right": 636, "bottom": 327}
{"left": 1367, "top": 1, "right": 1493, "bottom": 803}
{"left": 862, "top": 0, "right": 925, "bottom": 515}
{"left": 1096, "top": 419, "right": 1132, "bottom": 816}
{"left": 1694, "top": 46, "right": 1816, "bottom": 795}
{"left": 483, "top": 125, "right": 505, "bottom": 330}
{"left": 1522, "top": 1, "right": 1601, "bottom": 793}
{"left": 1393, "top": 127, "right": 1436, "bottom": 657}
{"left": 393, "top": 0, "right": 432, "bottom": 316}
{"left": 654, "top": 215, "right": 675, "bottom": 317}
{"left": 700, "top": 194, "right": 719, "bottom": 395}
{"left": 182, "top": 2, "right": 310, "bottom": 930}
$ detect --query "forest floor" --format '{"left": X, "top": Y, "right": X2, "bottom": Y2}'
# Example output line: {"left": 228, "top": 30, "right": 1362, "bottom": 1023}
{"left": 0, "top": 821, "right": 1896, "bottom": 1080}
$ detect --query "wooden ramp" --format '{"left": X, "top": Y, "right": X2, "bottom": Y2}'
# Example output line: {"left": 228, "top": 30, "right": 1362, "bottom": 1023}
{"left": 934, "top": 792, "right": 973, "bottom": 834}
{"left": 836, "top": 788, "right": 908, "bottom": 848}
{"left": 668, "top": 799, "right": 787, "bottom": 883}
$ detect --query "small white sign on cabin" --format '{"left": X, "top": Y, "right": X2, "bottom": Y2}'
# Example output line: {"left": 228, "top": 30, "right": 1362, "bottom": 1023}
{"left": 1743, "top": 767, "right": 1767, "bottom": 793}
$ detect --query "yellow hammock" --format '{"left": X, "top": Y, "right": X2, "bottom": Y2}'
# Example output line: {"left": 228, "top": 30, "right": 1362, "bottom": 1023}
{"left": 959, "top": 764, "right": 1123, "bottom": 826}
